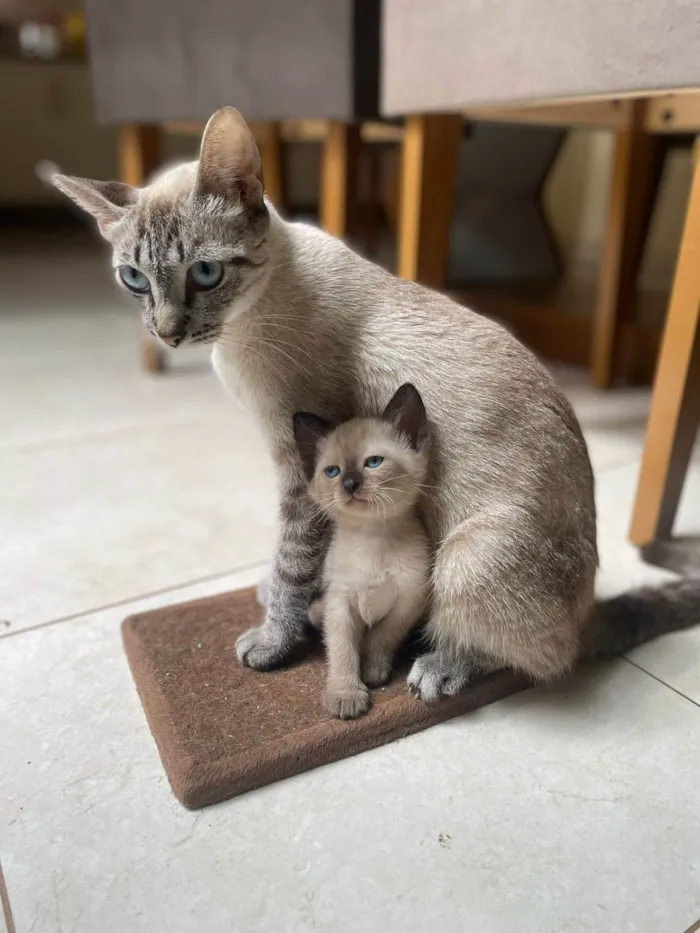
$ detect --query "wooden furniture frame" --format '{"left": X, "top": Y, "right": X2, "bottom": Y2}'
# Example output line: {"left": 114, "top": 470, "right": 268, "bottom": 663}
{"left": 629, "top": 137, "right": 700, "bottom": 548}
{"left": 395, "top": 96, "right": 685, "bottom": 390}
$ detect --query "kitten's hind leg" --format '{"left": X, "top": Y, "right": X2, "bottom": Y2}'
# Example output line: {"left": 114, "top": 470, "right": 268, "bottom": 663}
{"left": 362, "top": 597, "right": 425, "bottom": 688}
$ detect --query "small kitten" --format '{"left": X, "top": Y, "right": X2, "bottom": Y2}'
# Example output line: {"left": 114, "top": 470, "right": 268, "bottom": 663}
{"left": 293, "top": 384, "right": 431, "bottom": 719}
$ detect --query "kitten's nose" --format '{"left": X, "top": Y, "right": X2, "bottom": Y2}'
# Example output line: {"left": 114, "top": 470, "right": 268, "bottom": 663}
{"left": 342, "top": 472, "right": 362, "bottom": 495}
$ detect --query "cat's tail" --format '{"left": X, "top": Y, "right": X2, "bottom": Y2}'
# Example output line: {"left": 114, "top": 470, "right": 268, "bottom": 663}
{"left": 582, "top": 579, "right": 700, "bottom": 661}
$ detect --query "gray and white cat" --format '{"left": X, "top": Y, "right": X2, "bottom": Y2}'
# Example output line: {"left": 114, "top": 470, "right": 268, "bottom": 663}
{"left": 50, "top": 107, "right": 699, "bottom": 701}
{"left": 294, "top": 384, "right": 431, "bottom": 719}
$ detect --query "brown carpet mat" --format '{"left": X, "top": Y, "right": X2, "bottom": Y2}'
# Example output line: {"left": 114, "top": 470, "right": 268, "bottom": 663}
{"left": 123, "top": 587, "right": 528, "bottom": 809}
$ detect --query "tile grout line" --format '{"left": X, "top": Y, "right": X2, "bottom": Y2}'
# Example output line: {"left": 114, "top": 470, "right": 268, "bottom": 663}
{"left": 0, "top": 559, "right": 269, "bottom": 642}
{"left": 622, "top": 656, "right": 700, "bottom": 710}
{"left": 0, "top": 858, "right": 16, "bottom": 933}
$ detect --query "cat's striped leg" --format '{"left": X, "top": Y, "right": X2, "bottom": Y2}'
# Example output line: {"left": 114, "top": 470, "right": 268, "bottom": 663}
{"left": 236, "top": 480, "right": 329, "bottom": 670}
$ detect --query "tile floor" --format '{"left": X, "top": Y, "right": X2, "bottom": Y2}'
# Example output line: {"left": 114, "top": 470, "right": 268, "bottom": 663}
{"left": 1, "top": 232, "right": 700, "bottom": 933}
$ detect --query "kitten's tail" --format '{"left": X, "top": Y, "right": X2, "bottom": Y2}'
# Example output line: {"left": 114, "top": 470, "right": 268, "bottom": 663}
{"left": 583, "top": 579, "right": 700, "bottom": 661}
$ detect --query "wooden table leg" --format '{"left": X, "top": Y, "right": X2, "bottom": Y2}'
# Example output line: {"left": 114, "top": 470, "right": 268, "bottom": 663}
{"left": 257, "top": 122, "right": 285, "bottom": 211}
{"left": 591, "top": 101, "right": 665, "bottom": 389}
{"left": 629, "top": 139, "right": 700, "bottom": 548}
{"left": 118, "top": 124, "right": 165, "bottom": 374}
{"left": 320, "top": 121, "right": 361, "bottom": 239}
{"left": 396, "top": 113, "right": 463, "bottom": 289}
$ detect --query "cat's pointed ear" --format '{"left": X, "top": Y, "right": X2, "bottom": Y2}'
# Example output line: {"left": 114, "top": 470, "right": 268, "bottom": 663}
{"left": 293, "top": 412, "right": 334, "bottom": 480}
{"left": 383, "top": 384, "right": 428, "bottom": 451}
{"left": 50, "top": 174, "right": 137, "bottom": 237}
{"left": 196, "top": 107, "right": 264, "bottom": 207}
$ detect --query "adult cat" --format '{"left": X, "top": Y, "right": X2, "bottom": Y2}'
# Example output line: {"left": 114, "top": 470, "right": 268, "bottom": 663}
{"left": 50, "top": 107, "right": 698, "bottom": 699}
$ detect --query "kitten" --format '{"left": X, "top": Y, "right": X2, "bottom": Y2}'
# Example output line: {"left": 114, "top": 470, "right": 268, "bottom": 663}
{"left": 294, "top": 384, "right": 430, "bottom": 719}
{"left": 49, "top": 107, "right": 700, "bottom": 703}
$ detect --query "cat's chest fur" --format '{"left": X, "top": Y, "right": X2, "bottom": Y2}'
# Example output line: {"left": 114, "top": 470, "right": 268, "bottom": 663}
{"left": 325, "top": 517, "right": 429, "bottom": 626}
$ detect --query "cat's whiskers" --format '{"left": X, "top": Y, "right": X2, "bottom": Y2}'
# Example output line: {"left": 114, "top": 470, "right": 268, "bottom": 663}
{"left": 219, "top": 325, "right": 316, "bottom": 364}
{"left": 214, "top": 333, "right": 313, "bottom": 378}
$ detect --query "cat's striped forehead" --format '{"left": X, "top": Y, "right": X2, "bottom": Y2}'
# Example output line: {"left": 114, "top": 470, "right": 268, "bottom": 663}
{"left": 112, "top": 164, "right": 249, "bottom": 269}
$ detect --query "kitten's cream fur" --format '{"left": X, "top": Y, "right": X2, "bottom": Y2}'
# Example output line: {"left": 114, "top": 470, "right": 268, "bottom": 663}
{"left": 50, "top": 107, "right": 700, "bottom": 702}
{"left": 295, "top": 385, "right": 430, "bottom": 719}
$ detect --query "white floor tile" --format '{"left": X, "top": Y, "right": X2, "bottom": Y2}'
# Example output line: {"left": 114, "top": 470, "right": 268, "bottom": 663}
{"left": 0, "top": 414, "right": 277, "bottom": 632}
{"left": 624, "top": 465, "right": 700, "bottom": 705}
{"left": 590, "top": 458, "right": 700, "bottom": 708}
{"left": 2, "top": 582, "right": 699, "bottom": 933}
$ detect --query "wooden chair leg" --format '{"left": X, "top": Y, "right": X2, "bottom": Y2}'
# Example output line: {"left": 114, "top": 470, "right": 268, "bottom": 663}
{"left": 629, "top": 139, "right": 700, "bottom": 548}
{"left": 591, "top": 101, "right": 665, "bottom": 389}
{"left": 319, "top": 121, "right": 361, "bottom": 239}
{"left": 363, "top": 145, "right": 382, "bottom": 256}
{"left": 257, "top": 122, "right": 285, "bottom": 211}
{"left": 396, "top": 113, "right": 463, "bottom": 289}
{"left": 118, "top": 124, "right": 165, "bottom": 374}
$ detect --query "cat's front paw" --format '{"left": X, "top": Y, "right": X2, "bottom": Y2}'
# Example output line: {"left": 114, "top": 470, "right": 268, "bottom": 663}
{"left": 323, "top": 684, "right": 370, "bottom": 720}
{"left": 407, "top": 651, "right": 470, "bottom": 702}
{"left": 361, "top": 654, "right": 393, "bottom": 688}
{"left": 236, "top": 626, "right": 290, "bottom": 671}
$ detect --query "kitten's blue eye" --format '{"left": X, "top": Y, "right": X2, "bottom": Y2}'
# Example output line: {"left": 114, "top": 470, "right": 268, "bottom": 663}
{"left": 119, "top": 265, "right": 150, "bottom": 293}
{"left": 189, "top": 260, "right": 223, "bottom": 290}
{"left": 365, "top": 456, "right": 384, "bottom": 469}
{"left": 324, "top": 465, "right": 341, "bottom": 478}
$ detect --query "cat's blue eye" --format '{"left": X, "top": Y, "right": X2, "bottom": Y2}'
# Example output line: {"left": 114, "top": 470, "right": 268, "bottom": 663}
{"left": 119, "top": 265, "right": 150, "bottom": 293}
{"left": 189, "top": 260, "right": 224, "bottom": 290}
{"left": 324, "top": 465, "right": 341, "bottom": 478}
{"left": 364, "top": 456, "right": 384, "bottom": 469}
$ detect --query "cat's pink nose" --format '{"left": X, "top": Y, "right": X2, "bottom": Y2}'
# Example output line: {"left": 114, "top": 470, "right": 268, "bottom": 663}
{"left": 159, "top": 334, "right": 182, "bottom": 347}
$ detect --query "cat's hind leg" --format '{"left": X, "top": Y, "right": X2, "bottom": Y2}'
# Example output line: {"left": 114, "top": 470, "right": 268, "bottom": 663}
{"left": 409, "top": 512, "right": 594, "bottom": 701}
{"left": 407, "top": 648, "right": 497, "bottom": 701}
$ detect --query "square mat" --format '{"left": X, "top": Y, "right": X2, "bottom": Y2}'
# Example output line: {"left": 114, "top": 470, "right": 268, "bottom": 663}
{"left": 123, "top": 587, "right": 528, "bottom": 809}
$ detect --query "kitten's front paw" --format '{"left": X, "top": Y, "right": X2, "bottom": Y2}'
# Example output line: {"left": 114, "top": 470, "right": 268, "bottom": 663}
{"left": 323, "top": 684, "right": 370, "bottom": 720}
{"left": 236, "top": 626, "right": 289, "bottom": 671}
{"left": 407, "top": 651, "right": 470, "bottom": 703}
{"left": 361, "top": 655, "right": 393, "bottom": 688}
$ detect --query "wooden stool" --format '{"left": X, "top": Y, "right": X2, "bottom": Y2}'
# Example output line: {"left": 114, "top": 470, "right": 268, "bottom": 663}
{"left": 629, "top": 138, "right": 700, "bottom": 548}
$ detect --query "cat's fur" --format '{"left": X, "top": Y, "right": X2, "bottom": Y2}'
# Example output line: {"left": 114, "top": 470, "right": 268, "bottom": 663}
{"left": 51, "top": 107, "right": 699, "bottom": 701}
{"left": 294, "top": 384, "right": 431, "bottom": 719}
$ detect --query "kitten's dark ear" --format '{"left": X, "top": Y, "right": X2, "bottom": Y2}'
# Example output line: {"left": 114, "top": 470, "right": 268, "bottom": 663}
{"left": 196, "top": 107, "right": 264, "bottom": 207}
{"left": 50, "top": 174, "right": 137, "bottom": 238}
{"left": 293, "top": 413, "right": 334, "bottom": 480}
{"left": 383, "top": 384, "right": 428, "bottom": 451}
